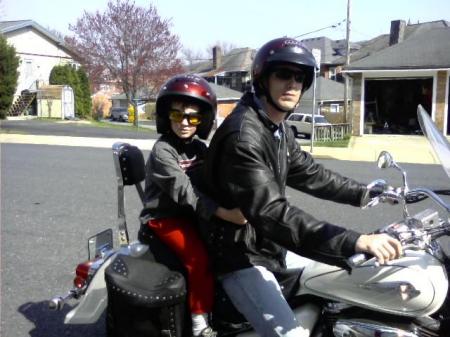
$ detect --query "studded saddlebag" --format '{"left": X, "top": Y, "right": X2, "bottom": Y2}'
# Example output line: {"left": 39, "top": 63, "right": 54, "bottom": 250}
{"left": 105, "top": 249, "right": 186, "bottom": 337}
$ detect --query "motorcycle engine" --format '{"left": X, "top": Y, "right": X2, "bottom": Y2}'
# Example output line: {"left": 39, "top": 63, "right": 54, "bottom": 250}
{"left": 320, "top": 303, "right": 444, "bottom": 337}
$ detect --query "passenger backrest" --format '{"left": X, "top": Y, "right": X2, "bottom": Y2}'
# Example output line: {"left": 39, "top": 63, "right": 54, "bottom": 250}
{"left": 113, "top": 142, "right": 146, "bottom": 205}
{"left": 112, "top": 142, "right": 146, "bottom": 245}
{"left": 117, "top": 144, "right": 145, "bottom": 185}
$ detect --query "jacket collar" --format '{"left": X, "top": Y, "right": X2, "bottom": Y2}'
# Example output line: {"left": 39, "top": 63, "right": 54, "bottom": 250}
{"left": 240, "top": 92, "right": 283, "bottom": 135}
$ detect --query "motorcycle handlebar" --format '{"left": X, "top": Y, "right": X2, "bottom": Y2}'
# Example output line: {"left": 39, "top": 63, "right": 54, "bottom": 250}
{"left": 405, "top": 189, "right": 450, "bottom": 204}
{"left": 407, "top": 188, "right": 450, "bottom": 213}
{"left": 347, "top": 253, "right": 372, "bottom": 268}
{"left": 347, "top": 221, "right": 450, "bottom": 269}
{"left": 368, "top": 188, "right": 450, "bottom": 209}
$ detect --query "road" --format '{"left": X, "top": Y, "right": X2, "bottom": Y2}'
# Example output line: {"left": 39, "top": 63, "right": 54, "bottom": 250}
{"left": 1, "top": 122, "right": 449, "bottom": 337}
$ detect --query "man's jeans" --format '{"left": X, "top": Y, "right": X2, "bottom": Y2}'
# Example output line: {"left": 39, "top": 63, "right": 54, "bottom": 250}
{"left": 220, "top": 257, "right": 318, "bottom": 337}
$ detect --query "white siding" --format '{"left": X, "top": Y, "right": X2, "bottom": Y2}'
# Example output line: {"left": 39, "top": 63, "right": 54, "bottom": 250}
{"left": 6, "top": 28, "right": 76, "bottom": 96}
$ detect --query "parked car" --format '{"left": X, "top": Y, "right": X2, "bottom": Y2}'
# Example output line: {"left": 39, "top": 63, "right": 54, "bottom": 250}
{"left": 110, "top": 107, "right": 129, "bottom": 122}
{"left": 286, "top": 113, "right": 331, "bottom": 138}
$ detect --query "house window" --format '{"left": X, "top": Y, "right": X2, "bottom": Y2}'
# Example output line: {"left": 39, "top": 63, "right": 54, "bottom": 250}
{"left": 24, "top": 59, "right": 33, "bottom": 78}
{"left": 231, "top": 77, "right": 237, "bottom": 88}
{"left": 329, "top": 67, "right": 337, "bottom": 81}
{"left": 330, "top": 104, "right": 339, "bottom": 113}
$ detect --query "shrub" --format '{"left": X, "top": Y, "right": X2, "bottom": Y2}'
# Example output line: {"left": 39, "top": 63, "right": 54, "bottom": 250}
{"left": 49, "top": 64, "right": 91, "bottom": 118}
{"left": 0, "top": 35, "right": 19, "bottom": 119}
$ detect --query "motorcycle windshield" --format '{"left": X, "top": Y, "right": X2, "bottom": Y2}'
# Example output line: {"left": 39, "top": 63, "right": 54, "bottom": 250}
{"left": 418, "top": 104, "right": 450, "bottom": 182}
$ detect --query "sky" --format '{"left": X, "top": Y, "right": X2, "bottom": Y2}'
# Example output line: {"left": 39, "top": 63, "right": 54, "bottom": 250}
{"left": 1, "top": 0, "right": 449, "bottom": 54}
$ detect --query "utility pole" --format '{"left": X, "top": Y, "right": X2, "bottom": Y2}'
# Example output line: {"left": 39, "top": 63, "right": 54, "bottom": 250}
{"left": 310, "top": 49, "right": 321, "bottom": 153}
{"left": 343, "top": 0, "right": 351, "bottom": 123}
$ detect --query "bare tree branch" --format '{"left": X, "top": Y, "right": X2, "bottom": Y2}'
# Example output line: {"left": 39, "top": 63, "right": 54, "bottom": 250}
{"left": 181, "top": 48, "right": 208, "bottom": 65}
{"left": 66, "top": 0, "right": 184, "bottom": 125}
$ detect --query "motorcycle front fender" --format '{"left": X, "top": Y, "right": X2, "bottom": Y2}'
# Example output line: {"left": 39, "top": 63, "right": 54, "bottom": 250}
{"left": 64, "top": 254, "right": 115, "bottom": 324}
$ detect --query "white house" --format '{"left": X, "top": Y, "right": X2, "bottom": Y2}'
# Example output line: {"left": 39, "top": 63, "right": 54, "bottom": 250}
{"left": 0, "top": 20, "right": 78, "bottom": 116}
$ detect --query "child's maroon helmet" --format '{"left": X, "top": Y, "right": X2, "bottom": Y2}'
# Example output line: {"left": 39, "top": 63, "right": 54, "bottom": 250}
{"left": 156, "top": 75, "right": 217, "bottom": 140}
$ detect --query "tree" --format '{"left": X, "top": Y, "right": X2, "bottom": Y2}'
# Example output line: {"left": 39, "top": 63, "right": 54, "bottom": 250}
{"left": 182, "top": 41, "right": 239, "bottom": 67}
{"left": 49, "top": 64, "right": 91, "bottom": 118}
{"left": 181, "top": 47, "right": 208, "bottom": 66}
{"left": 76, "top": 67, "right": 92, "bottom": 118}
{"left": 0, "top": 34, "right": 19, "bottom": 119}
{"left": 66, "top": 0, "right": 183, "bottom": 126}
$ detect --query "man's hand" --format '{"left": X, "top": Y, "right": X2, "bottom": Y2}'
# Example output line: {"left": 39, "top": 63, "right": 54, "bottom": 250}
{"left": 355, "top": 234, "right": 403, "bottom": 265}
{"left": 216, "top": 207, "right": 247, "bottom": 225}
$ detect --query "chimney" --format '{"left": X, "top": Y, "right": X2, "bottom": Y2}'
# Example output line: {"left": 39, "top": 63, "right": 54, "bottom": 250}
{"left": 389, "top": 20, "right": 406, "bottom": 46}
{"left": 212, "top": 46, "right": 222, "bottom": 69}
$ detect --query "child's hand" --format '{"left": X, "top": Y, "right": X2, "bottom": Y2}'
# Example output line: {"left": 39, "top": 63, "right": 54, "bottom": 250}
{"left": 216, "top": 207, "right": 247, "bottom": 225}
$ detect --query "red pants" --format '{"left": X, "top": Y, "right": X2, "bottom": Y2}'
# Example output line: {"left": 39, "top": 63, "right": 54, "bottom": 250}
{"left": 147, "top": 218, "right": 214, "bottom": 314}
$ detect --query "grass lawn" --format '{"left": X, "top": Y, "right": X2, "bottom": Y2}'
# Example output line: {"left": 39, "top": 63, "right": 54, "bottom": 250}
{"left": 43, "top": 117, "right": 155, "bottom": 133}
{"left": 313, "top": 135, "right": 351, "bottom": 148}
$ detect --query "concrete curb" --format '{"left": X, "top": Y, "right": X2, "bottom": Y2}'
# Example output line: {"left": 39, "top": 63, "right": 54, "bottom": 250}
{"left": 0, "top": 133, "right": 156, "bottom": 150}
{"left": 0, "top": 133, "right": 441, "bottom": 165}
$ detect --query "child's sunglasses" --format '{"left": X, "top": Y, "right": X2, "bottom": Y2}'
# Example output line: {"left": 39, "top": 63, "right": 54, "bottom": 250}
{"left": 169, "top": 109, "right": 202, "bottom": 126}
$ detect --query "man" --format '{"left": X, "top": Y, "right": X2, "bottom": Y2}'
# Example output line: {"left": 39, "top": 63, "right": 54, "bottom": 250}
{"left": 202, "top": 38, "right": 402, "bottom": 337}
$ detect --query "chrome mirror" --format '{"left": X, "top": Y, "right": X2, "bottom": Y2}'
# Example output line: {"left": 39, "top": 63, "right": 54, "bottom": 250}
{"left": 377, "top": 151, "right": 394, "bottom": 169}
{"left": 376, "top": 151, "right": 410, "bottom": 219}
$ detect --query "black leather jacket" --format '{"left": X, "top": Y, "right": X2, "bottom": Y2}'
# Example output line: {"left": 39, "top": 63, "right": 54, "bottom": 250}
{"left": 202, "top": 92, "right": 367, "bottom": 275}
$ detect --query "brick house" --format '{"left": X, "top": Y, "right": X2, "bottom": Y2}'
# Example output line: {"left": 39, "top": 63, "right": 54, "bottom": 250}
{"left": 188, "top": 46, "right": 254, "bottom": 92}
{"left": 343, "top": 20, "right": 450, "bottom": 136}
{"left": 300, "top": 36, "right": 362, "bottom": 82}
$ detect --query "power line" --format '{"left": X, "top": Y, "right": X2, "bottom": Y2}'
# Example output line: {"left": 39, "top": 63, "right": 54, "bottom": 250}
{"left": 182, "top": 20, "right": 348, "bottom": 63}
{"left": 293, "top": 19, "right": 346, "bottom": 39}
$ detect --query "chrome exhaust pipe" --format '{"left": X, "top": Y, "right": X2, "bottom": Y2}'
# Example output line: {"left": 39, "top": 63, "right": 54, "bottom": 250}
{"left": 48, "top": 289, "right": 81, "bottom": 311}
{"left": 48, "top": 296, "right": 65, "bottom": 311}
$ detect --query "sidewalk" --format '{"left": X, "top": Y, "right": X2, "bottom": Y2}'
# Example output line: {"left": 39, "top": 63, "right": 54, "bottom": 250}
{"left": 0, "top": 132, "right": 439, "bottom": 165}
{"left": 304, "top": 134, "right": 438, "bottom": 164}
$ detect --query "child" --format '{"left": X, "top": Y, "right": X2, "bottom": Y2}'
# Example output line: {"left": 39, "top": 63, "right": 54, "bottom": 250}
{"left": 140, "top": 74, "right": 246, "bottom": 337}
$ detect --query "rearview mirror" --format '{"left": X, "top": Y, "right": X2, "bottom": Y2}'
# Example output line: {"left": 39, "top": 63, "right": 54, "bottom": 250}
{"left": 377, "top": 151, "right": 395, "bottom": 169}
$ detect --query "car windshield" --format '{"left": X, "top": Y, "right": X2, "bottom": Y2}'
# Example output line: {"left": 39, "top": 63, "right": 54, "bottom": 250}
{"left": 314, "top": 116, "right": 329, "bottom": 123}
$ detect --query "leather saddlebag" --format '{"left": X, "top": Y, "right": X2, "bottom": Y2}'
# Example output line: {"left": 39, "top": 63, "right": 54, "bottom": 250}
{"left": 105, "top": 250, "right": 186, "bottom": 337}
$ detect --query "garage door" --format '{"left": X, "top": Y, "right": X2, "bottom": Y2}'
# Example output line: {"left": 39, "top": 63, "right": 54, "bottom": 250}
{"left": 364, "top": 78, "right": 432, "bottom": 134}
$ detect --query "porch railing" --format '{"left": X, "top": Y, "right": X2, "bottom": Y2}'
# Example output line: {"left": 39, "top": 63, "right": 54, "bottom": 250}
{"left": 314, "top": 124, "right": 352, "bottom": 141}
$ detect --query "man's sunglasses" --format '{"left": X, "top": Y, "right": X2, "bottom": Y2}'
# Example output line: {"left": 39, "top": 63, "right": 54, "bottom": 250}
{"left": 169, "top": 109, "right": 202, "bottom": 126}
{"left": 272, "top": 68, "right": 306, "bottom": 83}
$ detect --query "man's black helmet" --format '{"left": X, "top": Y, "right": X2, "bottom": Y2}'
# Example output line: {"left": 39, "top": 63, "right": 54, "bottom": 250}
{"left": 156, "top": 74, "right": 217, "bottom": 140}
{"left": 252, "top": 37, "right": 316, "bottom": 93}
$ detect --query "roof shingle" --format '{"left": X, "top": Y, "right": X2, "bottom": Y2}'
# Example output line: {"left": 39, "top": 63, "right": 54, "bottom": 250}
{"left": 346, "top": 27, "right": 450, "bottom": 70}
